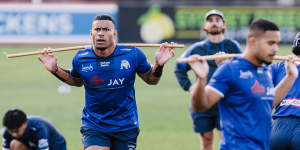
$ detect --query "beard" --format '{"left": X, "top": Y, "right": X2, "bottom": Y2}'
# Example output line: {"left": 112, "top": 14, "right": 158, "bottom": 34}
{"left": 204, "top": 26, "right": 225, "bottom": 35}
{"left": 96, "top": 46, "right": 108, "bottom": 51}
{"left": 258, "top": 55, "right": 273, "bottom": 65}
{"left": 209, "top": 30, "right": 222, "bottom": 35}
{"left": 263, "top": 60, "right": 272, "bottom": 65}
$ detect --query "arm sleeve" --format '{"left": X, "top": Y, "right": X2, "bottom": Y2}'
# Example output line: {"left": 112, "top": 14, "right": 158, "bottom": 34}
{"left": 36, "top": 126, "right": 50, "bottom": 150}
{"left": 207, "top": 62, "right": 232, "bottom": 97}
{"left": 2, "top": 130, "right": 13, "bottom": 150}
{"left": 70, "top": 55, "right": 81, "bottom": 78}
{"left": 135, "top": 48, "right": 152, "bottom": 74}
{"left": 2, "top": 132, "right": 11, "bottom": 150}
{"left": 174, "top": 48, "right": 194, "bottom": 91}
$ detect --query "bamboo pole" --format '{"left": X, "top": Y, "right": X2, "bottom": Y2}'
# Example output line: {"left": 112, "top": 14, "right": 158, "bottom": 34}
{"left": 176, "top": 54, "right": 300, "bottom": 63}
{"left": 4, "top": 43, "right": 185, "bottom": 58}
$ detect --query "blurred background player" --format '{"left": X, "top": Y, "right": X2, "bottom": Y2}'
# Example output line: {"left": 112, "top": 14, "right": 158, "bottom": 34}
{"left": 38, "top": 14, "right": 175, "bottom": 150}
{"left": 174, "top": 9, "right": 242, "bottom": 150}
{"left": 188, "top": 19, "right": 298, "bottom": 149}
{"left": 2, "top": 109, "right": 67, "bottom": 150}
{"left": 270, "top": 32, "right": 300, "bottom": 150}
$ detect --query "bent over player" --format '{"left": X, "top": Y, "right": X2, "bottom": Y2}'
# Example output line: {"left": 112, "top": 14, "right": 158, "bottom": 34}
{"left": 2, "top": 109, "right": 67, "bottom": 150}
{"left": 38, "top": 14, "right": 175, "bottom": 150}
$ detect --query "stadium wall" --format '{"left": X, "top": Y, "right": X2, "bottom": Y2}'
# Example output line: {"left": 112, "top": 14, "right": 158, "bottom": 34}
{"left": 119, "top": 5, "right": 300, "bottom": 44}
{"left": 0, "top": 2, "right": 118, "bottom": 45}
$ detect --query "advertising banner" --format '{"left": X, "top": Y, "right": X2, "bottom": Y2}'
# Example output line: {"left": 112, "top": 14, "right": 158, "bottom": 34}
{"left": 119, "top": 5, "right": 300, "bottom": 43}
{"left": 0, "top": 3, "right": 118, "bottom": 45}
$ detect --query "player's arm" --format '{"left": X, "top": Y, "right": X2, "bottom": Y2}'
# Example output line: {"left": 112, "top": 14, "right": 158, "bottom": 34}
{"left": 174, "top": 52, "right": 193, "bottom": 92}
{"left": 35, "top": 126, "right": 50, "bottom": 150}
{"left": 2, "top": 131, "right": 12, "bottom": 150}
{"left": 38, "top": 49, "right": 83, "bottom": 87}
{"left": 189, "top": 55, "right": 223, "bottom": 112}
{"left": 273, "top": 56, "right": 298, "bottom": 107}
{"left": 138, "top": 63, "right": 164, "bottom": 85}
{"left": 51, "top": 67, "right": 83, "bottom": 87}
{"left": 138, "top": 42, "right": 175, "bottom": 85}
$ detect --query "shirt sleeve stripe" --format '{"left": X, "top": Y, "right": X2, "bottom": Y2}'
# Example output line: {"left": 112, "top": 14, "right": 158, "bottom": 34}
{"left": 207, "top": 85, "right": 224, "bottom": 98}
{"left": 2, "top": 147, "right": 9, "bottom": 150}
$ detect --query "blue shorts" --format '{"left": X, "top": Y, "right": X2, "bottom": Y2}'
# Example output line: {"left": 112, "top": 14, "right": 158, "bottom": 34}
{"left": 190, "top": 107, "right": 221, "bottom": 133}
{"left": 80, "top": 127, "right": 139, "bottom": 150}
{"left": 271, "top": 117, "right": 300, "bottom": 150}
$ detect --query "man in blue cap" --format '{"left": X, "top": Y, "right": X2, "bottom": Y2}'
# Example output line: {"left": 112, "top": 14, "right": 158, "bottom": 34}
{"left": 270, "top": 32, "right": 300, "bottom": 150}
{"left": 174, "top": 9, "right": 242, "bottom": 150}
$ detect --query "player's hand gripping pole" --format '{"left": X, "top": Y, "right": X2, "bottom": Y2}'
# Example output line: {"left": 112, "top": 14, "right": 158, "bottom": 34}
{"left": 4, "top": 43, "right": 184, "bottom": 58}
{"left": 176, "top": 53, "right": 300, "bottom": 63}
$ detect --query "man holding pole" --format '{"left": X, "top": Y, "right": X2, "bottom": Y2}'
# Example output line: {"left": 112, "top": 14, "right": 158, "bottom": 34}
{"left": 38, "top": 14, "right": 175, "bottom": 150}
{"left": 187, "top": 19, "right": 298, "bottom": 149}
{"left": 270, "top": 32, "right": 300, "bottom": 150}
{"left": 174, "top": 9, "right": 241, "bottom": 150}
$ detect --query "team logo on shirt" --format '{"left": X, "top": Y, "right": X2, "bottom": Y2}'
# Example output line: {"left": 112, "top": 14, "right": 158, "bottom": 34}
{"left": 100, "top": 61, "right": 110, "bottom": 67}
{"left": 280, "top": 98, "right": 300, "bottom": 107}
{"left": 251, "top": 80, "right": 265, "bottom": 95}
{"left": 239, "top": 70, "right": 253, "bottom": 79}
{"left": 28, "top": 141, "right": 36, "bottom": 147}
{"left": 120, "top": 60, "right": 130, "bottom": 70}
{"left": 88, "top": 74, "right": 104, "bottom": 85}
{"left": 38, "top": 139, "right": 48, "bottom": 149}
{"left": 81, "top": 64, "right": 93, "bottom": 72}
{"left": 128, "top": 144, "right": 136, "bottom": 150}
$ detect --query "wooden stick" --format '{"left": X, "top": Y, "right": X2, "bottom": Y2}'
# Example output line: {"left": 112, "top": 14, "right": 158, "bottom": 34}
{"left": 5, "top": 43, "right": 185, "bottom": 58}
{"left": 176, "top": 54, "right": 300, "bottom": 63}
{"left": 5, "top": 45, "right": 90, "bottom": 58}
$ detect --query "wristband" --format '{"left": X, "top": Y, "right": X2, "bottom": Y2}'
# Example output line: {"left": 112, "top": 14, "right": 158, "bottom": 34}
{"left": 51, "top": 67, "right": 68, "bottom": 82}
{"left": 153, "top": 65, "right": 164, "bottom": 78}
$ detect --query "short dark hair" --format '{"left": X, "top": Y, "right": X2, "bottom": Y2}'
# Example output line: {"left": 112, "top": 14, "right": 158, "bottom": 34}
{"left": 93, "top": 14, "right": 115, "bottom": 25}
{"left": 3, "top": 109, "right": 27, "bottom": 129}
{"left": 248, "top": 19, "right": 279, "bottom": 38}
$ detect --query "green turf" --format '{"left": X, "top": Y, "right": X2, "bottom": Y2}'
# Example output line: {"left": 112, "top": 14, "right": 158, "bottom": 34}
{"left": 0, "top": 44, "right": 293, "bottom": 150}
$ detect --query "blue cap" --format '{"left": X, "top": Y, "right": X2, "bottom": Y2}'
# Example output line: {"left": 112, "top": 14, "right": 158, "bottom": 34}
{"left": 204, "top": 9, "right": 225, "bottom": 21}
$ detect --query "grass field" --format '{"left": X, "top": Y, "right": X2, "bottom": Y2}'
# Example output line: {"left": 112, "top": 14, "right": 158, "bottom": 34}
{"left": 0, "top": 44, "right": 293, "bottom": 150}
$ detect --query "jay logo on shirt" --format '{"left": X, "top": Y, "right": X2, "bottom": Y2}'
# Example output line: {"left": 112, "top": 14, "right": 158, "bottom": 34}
{"left": 120, "top": 60, "right": 130, "bottom": 70}
{"left": 88, "top": 74, "right": 104, "bottom": 86}
{"left": 251, "top": 80, "right": 265, "bottom": 95}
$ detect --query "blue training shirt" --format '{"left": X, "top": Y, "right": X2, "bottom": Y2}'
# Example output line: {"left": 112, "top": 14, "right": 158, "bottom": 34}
{"left": 208, "top": 57, "right": 274, "bottom": 150}
{"left": 2, "top": 116, "right": 66, "bottom": 150}
{"left": 174, "top": 39, "right": 242, "bottom": 116}
{"left": 271, "top": 61, "right": 300, "bottom": 118}
{"left": 70, "top": 45, "right": 152, "bottom": 132}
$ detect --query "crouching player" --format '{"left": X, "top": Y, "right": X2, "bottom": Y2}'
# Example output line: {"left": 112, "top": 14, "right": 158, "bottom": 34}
{"left": 2, "top": 109, "right": 67, "bottom": 150}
